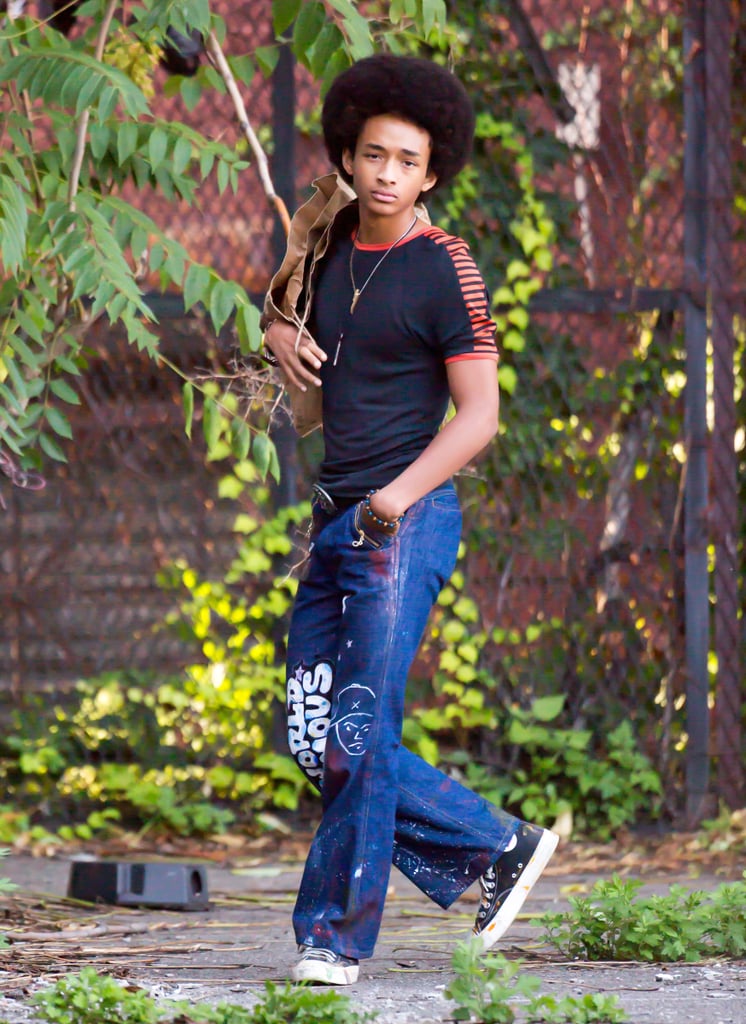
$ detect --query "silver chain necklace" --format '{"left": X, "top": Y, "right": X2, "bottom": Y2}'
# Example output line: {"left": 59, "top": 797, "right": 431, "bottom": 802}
{"left": 348, "top": 214, "right": 418, "bottom": 315}
{"left": 333, "top": 214, "right": 418, "bottom": 366}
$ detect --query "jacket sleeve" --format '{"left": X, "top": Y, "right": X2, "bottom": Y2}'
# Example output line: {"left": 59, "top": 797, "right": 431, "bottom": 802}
{"left": 260, "top": 174, "right": 357, "bottom": 332}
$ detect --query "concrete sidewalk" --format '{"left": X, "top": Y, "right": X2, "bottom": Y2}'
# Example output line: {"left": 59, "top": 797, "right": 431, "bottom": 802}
{"left": 0, "top": 852, "right": 744, "bottom": 1023}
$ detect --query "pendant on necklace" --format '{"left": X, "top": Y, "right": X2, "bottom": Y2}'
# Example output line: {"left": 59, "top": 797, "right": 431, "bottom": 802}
{"left": 350, "top": 289, "right": 361, "bottom": 315}
{"left": 333, "top": 331, "right": 344, "bottom": 366}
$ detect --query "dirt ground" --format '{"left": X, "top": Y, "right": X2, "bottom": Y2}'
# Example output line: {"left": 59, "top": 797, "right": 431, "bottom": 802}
{"left": 0, "top": 840, "right": 744, "bottom": 1023}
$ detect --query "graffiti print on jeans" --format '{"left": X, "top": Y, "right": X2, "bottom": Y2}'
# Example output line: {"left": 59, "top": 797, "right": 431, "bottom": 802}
{"left": 287, "top": 660, "right": 333, "bottom": 780}
{"left": 332, "top": 683, "right": 375, "bottom": 756}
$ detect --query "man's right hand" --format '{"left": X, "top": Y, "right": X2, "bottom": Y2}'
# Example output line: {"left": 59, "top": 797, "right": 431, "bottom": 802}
{"left": 265, "top": 320, "right": 327, "bottom": 391}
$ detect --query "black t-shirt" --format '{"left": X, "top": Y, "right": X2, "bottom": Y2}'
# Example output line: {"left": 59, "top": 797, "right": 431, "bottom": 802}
{"left": 310, "top": 223, "right": 498, "bottom": 499}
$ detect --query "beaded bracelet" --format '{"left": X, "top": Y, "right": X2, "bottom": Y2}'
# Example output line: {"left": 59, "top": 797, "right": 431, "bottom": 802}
{"left": 363, "top": 490, "right": 404, "bottom": 528}
{"left": 261, "top": 322, "right": 281, "bottom": 366}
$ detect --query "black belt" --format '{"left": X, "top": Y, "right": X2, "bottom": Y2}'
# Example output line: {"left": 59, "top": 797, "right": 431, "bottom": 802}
{"left": 312, "top": 484, "right": 362, "bottom": 515}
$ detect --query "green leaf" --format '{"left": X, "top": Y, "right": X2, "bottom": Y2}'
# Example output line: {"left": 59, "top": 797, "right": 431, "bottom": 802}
{"left": 117, "top": 122, "right": 139, "bottom": 165}
{"left": 507, "top": 306, "right": 530, "bottom": 331}
{"left": 0, "top": 178, "right": 28, "bottom": 273}
{"left": 74, "top": 71, "right": 102, "bottom": 114}
{"left": 209, "top": 279, "right": 236, "bottom": 333}
{"left": 49, "top": 379, "right": 80, "bottom": 405}
{"left": 148, "top": 127, "right": 169, "bottom": 170}
{"left": 252, "top": 431, "right": 271, "bottom": 478}
{"left": 273, "top": 0, "right": 302, "bottom": 35}
{"left": 421, "top": 0, "right": 447, "bottom": 36}
{"left": 183, "top": 380, "right": 194, "bottom": 440}
{"left": 230, "top": 419, "right": 251, "bottom": 461}
{"left": 506, "top": 259, "right": 532, "bottom": 282}
{"left": 199, "top": 147, "right": 215, "bottom": 180}
{"left": 202, "top": 397, "right": 222, "bottom": 452}
{"left": 229, "top": 54, "right": 254, "bottom": 84}
{"left": 44, "top": 405, "right": 73, "bottom": 440}
{"left": 292, "top": 1, "right": 327, "bottom": 59}
{"left": 339, "top": 6, "right": 375, "bottom": 58}
{"left": 172, "top": 136, "right": 193, "bottom": 176}
{"left": 88, "top": 123, "right": 111, "bottom": 161}
{"left": 39, "top": 431, "right": 67, "bottom": 462}
{"left": 531, "top": 694, "right": 566, "bottom": 722}
{"left": 180, "top": 75, "right": 203, "bottom": 111}
{"left": 309, "top": 22, "right": 345, "bottom": 77}
{"left": 183, "top": 262, "right": 211, "bottom": 311}
{"left": 235, "top": 302, "right": 262, "bottom": 353}
{"left": 96, "top": 84, "right": 120, "bottom": 121}
{"left": 217, "top": 157, "right": 230, "bottom": 194}
{"left": 9, "top": 332, "right": 39, "bottom": 369}
{"left": 503, "top": 329, "right": 526, "bottom": 352}
{"left": 498, "top": 363, "right": 518, "bottom": 395}
{"left": 255, "top": 45, "right": 280, "bottom": 76}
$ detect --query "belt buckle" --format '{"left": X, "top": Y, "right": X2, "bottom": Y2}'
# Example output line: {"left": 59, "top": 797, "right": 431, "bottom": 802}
{"left": 312, "top": 483, "right": 337, "bottom": 515}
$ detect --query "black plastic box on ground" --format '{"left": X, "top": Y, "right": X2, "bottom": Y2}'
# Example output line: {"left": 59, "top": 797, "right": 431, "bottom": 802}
{"left": 68, "top": 860, "right": 209, "bottom": 910}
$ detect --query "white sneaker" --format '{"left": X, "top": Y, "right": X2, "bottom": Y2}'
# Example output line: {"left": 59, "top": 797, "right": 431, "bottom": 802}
{"left": 291, "top": 944, "right": 360, "bottom": 985}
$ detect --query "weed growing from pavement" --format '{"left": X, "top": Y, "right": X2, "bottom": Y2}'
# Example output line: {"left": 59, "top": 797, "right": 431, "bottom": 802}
{"left": 31, "top": 968, "right": 377, "bottom": 1024}
{"left": 446, "top": 940, "right": 627, "bottom": 1023}
{"left": 0, "top": 848, "right": 17, "bottom": 948}
{"left": 31, "top": 968, "right": 161, "bottom": 1024}
{"left": 234, "top": 981, "right": 377, "bottom": 1024}
{"left": 540, "top": 873, "right": 746, "bottom": 961}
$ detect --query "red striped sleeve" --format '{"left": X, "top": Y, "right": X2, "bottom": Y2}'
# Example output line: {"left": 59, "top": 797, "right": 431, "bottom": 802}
{"left": 422, "top": 226, "right": 498, "bottom": 362}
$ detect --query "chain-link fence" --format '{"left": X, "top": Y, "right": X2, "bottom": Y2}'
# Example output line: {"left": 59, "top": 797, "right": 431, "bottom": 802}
{"left": 0, "top": 0, "right": 743, "bottom": 815}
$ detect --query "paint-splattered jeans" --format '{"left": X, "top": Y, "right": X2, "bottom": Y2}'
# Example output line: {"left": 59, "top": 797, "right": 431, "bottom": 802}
{"left": 285, "top": 482, "right": 520, "bottom": 961}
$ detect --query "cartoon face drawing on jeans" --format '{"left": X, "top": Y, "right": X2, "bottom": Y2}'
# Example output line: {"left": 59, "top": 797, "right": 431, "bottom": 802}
{"left": 332, "top": 684, "right": 376, "bottom": 756}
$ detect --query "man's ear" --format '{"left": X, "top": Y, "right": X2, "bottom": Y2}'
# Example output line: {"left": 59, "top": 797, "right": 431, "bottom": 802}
{"left": 420, "top": 169, "right": 438, "bottom": 194}
{"left": 342, "top": 148, "right": 354, "bottom": 177}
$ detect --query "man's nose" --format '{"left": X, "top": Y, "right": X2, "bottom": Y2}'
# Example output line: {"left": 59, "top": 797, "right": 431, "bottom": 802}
{"left": 377, "top": 158, "right": 396, "bottom": 183}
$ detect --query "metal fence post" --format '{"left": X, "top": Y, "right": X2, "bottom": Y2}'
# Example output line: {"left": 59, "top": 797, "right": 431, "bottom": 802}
{"left": 270, "top": 40, "right": 299, "bottom": 509}
{"left": 682, "top": 0, "right": 711, "bottom": 824}
{"left": 705, "top": 1, "right": 744, "bottom": 809}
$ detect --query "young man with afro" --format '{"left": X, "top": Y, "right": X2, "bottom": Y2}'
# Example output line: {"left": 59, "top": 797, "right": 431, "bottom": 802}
{"left": 261, "top": 54, "right": 558, "bottom": 986}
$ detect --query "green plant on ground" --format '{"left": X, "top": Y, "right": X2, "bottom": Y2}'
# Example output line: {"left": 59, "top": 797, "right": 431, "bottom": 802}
{"left": 525, "top": 993, "right": 628, "bottom": 1024}
{"left": 540, "top": 874, "right": 746, "bottom": 961}
{"left": 447, "top": 939, "right": 541, "bottom": 1023}
{"left": 31, "top": 967, "right": 161, "bottom": 1024}
{"left": 446, "top": 939, "right": 627, "bottom": 1023}
{"left": 238, "top": 981, "right": 376, "bottom": 1024}
{"left": 0, "top": 847, "right": 17, "bottom": 950}
{"left": 31, "top": 969, "right": 376, "bottom": 1024}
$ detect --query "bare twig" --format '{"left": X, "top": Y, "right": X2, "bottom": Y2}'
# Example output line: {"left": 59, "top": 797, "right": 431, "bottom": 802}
{"left": 68, "top": 0, "right": 118, "bottom": 208}
{"left": 204, "top": 30, "right": 291, "bottom": 237}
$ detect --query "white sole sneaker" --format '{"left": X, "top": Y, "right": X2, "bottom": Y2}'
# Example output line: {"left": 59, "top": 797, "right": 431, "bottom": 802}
{"left": 291, "top": 947, "right": 359, "bottom": 985}
{"left": 474, "top": 826, "right": 559, "bottom": 951}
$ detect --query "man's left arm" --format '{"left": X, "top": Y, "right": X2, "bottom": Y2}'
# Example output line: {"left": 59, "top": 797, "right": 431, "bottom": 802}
{"left": 369, "top": 358, "right": 499, "bottom": 523}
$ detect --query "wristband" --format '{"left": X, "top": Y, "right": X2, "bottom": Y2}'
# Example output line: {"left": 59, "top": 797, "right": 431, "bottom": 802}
{"left": 363, "top": 491, "right": 404, "bottom": 530}
{"left": 260, "top": 344, "right": 280, "bottom": 367}
{"left": 261, "top": 321, "right": 281, "bottom": 366}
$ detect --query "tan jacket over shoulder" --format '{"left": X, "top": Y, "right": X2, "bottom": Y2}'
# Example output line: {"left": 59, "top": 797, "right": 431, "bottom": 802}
{"left": 260, "top": 173, "right": 356, "bottom": 436}
{"left": 262, "top": 172, "right": 357, "bottom": 335}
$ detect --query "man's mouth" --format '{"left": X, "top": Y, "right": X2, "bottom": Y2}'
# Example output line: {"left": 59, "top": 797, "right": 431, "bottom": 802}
{"left": 371, "top": 190, "right": 397, "bottom": 202}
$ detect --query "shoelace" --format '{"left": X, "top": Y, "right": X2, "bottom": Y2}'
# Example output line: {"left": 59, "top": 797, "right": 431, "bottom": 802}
{"left": 477, "top": 865, "right": 497, "bottom": 922}
{"left": 300, "top": 946, "right": 354, "bottom": 964}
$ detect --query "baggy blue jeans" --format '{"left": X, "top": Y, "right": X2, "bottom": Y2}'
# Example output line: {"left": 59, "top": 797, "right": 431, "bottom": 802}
{"left": 285, "top": 482, "right": 520, "bottom": 960}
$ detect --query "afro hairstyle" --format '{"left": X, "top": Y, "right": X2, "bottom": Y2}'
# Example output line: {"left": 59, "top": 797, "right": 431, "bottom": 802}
{"left": 321, "top": 54, "right": 475, "bottom": 195}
